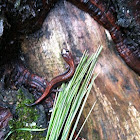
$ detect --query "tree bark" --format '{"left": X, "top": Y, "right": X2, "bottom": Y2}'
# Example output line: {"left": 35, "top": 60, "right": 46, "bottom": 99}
{"left": 22, "top": 1, "right": 140, "bottom": 140}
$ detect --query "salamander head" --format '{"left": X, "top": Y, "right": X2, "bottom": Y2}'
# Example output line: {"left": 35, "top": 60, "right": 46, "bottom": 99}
{"left": 61, "top": 48, "right": 74, "bottom": 64}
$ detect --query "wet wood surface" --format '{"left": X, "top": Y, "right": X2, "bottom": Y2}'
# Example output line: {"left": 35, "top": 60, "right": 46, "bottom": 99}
{"left": 22, "top": 1, "right": 140, "bottom": 140}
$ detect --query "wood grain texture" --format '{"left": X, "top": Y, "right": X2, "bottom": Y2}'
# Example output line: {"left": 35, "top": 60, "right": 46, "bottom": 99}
{"left": 22, "top": 1, "right": 140, "bottom": 140}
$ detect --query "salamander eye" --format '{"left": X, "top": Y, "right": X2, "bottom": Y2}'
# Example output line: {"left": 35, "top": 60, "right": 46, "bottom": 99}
{"left": 65, "top": 49, "right": 69, "bottom": 53}
{"left": 61, "top": 48, "right": 69, "bottom": 55}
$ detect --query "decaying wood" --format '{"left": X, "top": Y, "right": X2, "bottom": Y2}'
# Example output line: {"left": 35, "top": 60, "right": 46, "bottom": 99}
{"left": 22, "top": 1, "right": 140, "bottom": 140}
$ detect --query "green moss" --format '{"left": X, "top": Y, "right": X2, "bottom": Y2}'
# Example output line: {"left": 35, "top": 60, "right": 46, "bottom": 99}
{"left": 8, "top": 89, "right": 46, "bottom": 140}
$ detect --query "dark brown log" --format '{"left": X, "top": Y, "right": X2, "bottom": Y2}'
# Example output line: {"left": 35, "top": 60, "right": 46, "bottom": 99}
{"left": 22, "top": 1, "right": 140, "bottom": 140}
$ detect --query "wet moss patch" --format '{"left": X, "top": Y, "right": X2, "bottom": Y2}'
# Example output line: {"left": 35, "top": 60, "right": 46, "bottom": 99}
{"left": 8, "top": 88, "right": 47, "bottom": 140}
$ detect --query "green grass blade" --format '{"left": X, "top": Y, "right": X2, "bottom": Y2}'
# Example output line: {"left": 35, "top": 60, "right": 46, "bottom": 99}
{"left": 46, "top": 46, "right": 103, "bottom": 140}
{"left": 74, "top": 100, "right": 97, "bottom": 140}
{"left": 69, "top": 74, "right": 98, "bottom": 140}
{"left": 4, "top": 128, "right": 47, "bottom": 140}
